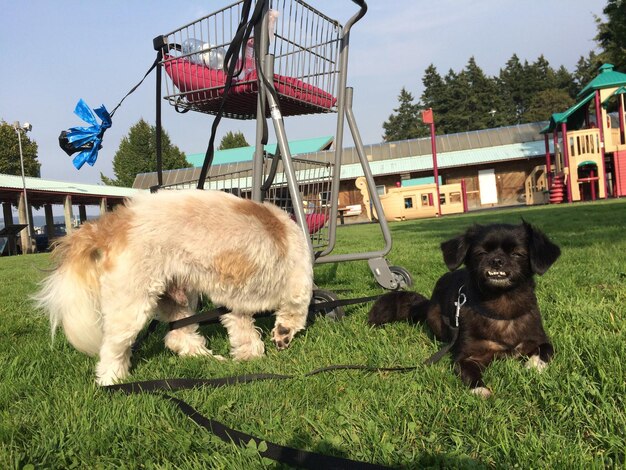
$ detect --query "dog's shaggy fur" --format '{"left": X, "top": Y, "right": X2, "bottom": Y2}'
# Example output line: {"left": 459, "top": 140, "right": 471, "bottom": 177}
{"left": 369, "top": 222, "right": 560, "bottom": 397}
{"left": 34, "top": 190, "right": 313, "bottom": 386}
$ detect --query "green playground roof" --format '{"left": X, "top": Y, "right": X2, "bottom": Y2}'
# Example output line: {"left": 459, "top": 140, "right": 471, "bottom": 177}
{"left": 578, "top": 63, "right": 626, "bottom": 98}
{"left": 186, "top": 135, "right": 333, "bottom": 167}
{"left": 541, "top": 92, "right": 596, "bottom": 134}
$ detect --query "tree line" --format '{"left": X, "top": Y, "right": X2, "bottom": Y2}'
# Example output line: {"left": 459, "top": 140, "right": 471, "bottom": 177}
{"left": 382, "top": 0, "right": 625, "bottom": 141}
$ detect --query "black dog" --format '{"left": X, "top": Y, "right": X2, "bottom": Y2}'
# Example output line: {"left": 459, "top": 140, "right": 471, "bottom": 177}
{"left": 369, "top": 222, "right": 560, "bottom": 397}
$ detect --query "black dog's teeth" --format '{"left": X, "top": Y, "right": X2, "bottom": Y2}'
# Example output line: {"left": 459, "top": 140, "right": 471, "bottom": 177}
{"left": 487, "top": 271, "right": 507, "bottom": 277}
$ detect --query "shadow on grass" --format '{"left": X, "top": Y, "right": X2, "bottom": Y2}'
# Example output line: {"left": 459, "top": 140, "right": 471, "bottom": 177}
{"left": 278, "top": 428, "right": 486, "bottom": 469}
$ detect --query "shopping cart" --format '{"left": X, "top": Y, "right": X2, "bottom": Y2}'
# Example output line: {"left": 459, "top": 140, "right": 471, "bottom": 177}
{"left": 151, "top": 0, "right": 412, "bottom": 314}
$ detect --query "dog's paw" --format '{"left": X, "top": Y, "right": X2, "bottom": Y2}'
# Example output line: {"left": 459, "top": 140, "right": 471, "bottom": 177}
{"left": 525, "top": 355, "right": 548, "bottom": 372}
{"left": 470, "top": 386, "right": 492, "bottom": 398}
{"left": 272, "top": 323, "right": 295, "bottom": 350}
{"left": 96, "top": 369, "right": 127, "bottom": 387}
{"left": 231, "top": 338, "right": 265, "bottom": 360}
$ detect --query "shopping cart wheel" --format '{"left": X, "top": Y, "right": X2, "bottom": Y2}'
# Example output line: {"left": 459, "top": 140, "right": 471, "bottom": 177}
{"left": 309, "top": 289, "right": 345, "bottom": 322}
{"left": 389, "top": 266, "right": 413, "bottom": 290}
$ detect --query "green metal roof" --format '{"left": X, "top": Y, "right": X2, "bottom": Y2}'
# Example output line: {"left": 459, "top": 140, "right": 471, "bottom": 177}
{"left": 338, "top": 140, "right": 551, "bottom": 180}
{"left": 578, "top": 63, "right": 626, "bottom": 98}
{"left": 186, "top": 135, "right": 333, "bottom": 167}
{"left": 0, "top": 173, "right": 141, "bottom": 197}
{"left": 541, "top": 92, "right": 595, "bottom": 134}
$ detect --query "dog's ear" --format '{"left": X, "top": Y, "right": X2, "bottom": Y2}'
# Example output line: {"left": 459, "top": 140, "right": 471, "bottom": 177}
{"left": 441, "top": 232, "right": 471, "bottom": 271}
{"left": 523, "top": 220, "right": 561, "bottom": 275}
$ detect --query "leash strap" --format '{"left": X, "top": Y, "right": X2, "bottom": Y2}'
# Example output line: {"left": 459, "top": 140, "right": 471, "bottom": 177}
{"left": 423, "top": 285, "right": 466, "bottom": 365}
{"left": 110, "top": 55, "right": 160, "bottom": 118}
{"left": 161, "top": 393, "right": 390, "bottom": 469}
{"left": 422, "top": 327, "right": 458, "bottom": 365}
{"left": 104, "top": 364, "right": 403, "bottom": 469}
{"left": 132, "top": 294, "right": 382, "bottom": 353}
{"left": 169, "top": 294, "right": 383, "bottom": 331}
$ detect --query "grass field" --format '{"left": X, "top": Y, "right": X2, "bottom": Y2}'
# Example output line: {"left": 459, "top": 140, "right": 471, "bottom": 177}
{"left": 1, "top": 199, "right": 625, "bottom": 469}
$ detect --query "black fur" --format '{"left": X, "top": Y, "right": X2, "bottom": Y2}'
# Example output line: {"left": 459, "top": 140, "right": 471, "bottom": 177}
{"left": 368, "top": 222, "right": 560, "bottom": 394}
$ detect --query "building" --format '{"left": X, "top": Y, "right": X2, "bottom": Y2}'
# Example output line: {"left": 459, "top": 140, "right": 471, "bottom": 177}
{"left": 0, "top": 173, "right": 141, "bottom": 254}
{"left": 133, "top": 122, "right": 552, "bottom": 221}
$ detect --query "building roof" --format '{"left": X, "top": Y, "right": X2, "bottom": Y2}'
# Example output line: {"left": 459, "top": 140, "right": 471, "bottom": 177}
{"left": 133, "top": 122, "right": 549, "bottom": 189}
{"left": 338, "top": 140, "right": 552, "bottom": 180}
{"left": 578, "top": 63, "right": 626, "bottom": 98}
{"left": 0, "top": 173, "right": 142, "bottom": 206}
{"left": 185, "top": 135, "right": 334, "bottom": 167}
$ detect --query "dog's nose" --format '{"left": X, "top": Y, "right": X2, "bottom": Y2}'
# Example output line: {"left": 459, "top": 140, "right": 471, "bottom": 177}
{"left": 492, "top": 257, "right": 503, "bottom": 268}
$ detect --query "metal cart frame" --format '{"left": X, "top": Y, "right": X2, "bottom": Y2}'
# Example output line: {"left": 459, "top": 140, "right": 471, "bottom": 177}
{"left": 152, "top": 0, "right": 411, "bottom": 292}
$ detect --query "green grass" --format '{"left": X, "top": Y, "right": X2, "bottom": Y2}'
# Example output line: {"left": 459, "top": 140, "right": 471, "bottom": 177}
{"left": 1, "top": 200, "right": 625, "bottom": 469}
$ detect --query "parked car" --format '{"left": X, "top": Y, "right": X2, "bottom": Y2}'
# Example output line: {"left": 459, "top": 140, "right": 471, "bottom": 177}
{"left": 35, "top": 223, "right": 67, "bottom": 252}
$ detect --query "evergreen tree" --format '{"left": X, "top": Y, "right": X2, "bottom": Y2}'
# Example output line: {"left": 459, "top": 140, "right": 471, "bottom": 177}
{"left": 420, "top": 64, "right": 449, "bottom": 132}
{"left": 101, "top": 119, "right": 189, "bottom": 187}
{"left": 219, "top": 131, "right": 249, "bottom": 150}
{"left": 574, "top": 51, "right": 602, "bottom": 93}
{"left": 420, "top": 64, "right": 446, "bottom": 113}
{"left": 595, "top": 0, "right": 626, "bottom": 72}
{"left": 0, "top": 120, "right": 40, "bottom": 177}
{"left": 553, "top": 65, "right": 577, "bottom": 99}
{"left": 382, "top": 88, "right": 426, "bottom": 141}
{"left": 522, "top": 89, "right": 575, "bottom": 123}
{"left": 442, "top": 69, "right": 472, "bottom": 133}
{"left": 498, "top": 54, "right": 527, "bottom": 123}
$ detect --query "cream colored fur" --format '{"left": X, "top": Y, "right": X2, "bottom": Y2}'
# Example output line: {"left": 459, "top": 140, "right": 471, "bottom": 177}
{"left": 33, "top": 190, "right": 313, "bottom": 385}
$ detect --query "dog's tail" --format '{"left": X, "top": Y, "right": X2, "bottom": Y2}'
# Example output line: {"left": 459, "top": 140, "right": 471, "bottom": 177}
{"left": 33, "top": 222, "right": 105, "bottom": 356}
{"left": 367, "top": 290, "right": 429, "bottom": 326}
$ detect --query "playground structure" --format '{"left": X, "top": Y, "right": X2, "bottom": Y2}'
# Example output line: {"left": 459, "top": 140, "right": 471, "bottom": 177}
{"left": 355, "top": 176, "right": 466, "bottom": 221}
{"left": 538, "top": 63, "right": 626, "bottom": 203}
{"left": 151, "top": 0, "right": 412, "bottom": 293}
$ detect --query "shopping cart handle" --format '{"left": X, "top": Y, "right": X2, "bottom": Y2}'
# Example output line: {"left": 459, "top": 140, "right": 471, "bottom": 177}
{"left": 346, "top": 0, "right": 367, "bottom": 31}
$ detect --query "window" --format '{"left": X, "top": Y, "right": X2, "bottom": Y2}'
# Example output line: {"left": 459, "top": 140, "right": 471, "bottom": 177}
{"left": 449, "top": 192, "right": 461, "bottom": 204}
{"left": 404, "top": 197, "right": 414, "bottom": 209}
{"left": 376, "top": 185, "right": 386, "bottom": 196}
{"left": 421, "top": 193, "right": 433, "bottom": 206}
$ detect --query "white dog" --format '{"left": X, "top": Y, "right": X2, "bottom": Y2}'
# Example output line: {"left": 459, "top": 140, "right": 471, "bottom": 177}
{"left": 34, "top": 190, "right": 313, "bottom": 386}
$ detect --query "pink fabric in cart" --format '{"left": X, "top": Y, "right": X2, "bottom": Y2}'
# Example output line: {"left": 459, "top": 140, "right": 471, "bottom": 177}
{"left": 230, "top": 70, "right": 337, "bottom": 109}
{"left": 304, "top": 213, "right": 327, "bottom": 234}
{"left": 289, "top": 213, "right": 327, "bottom": 234}
{"left": 163, "top": 56, "right": 227, "bottom": 100}
{"left": 163, "top": 56, "right": 336, "bottom": 109}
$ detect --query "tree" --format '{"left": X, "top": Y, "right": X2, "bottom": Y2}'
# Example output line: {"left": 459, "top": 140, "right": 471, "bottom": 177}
{"left": 595, "top": 0, "right": 626, "bottom": 72}
{"left": 574, "top": 51, "right": 602, "bottom": 93}
{"left": 218, "top": 131, "right": 249, "bottom": 149}
{"left": 522, "top": 88, "right": 575, "bottom": 123}
{"left": 382, "top": 88, "right": 426, "bottom": 141}
{"left": 498, "top": 54, "right": 527, "bottom": 123}
{"left": 0, "top": 120, "right": 40, "bottom": 177}
{"left": 420, "top": 64, "right": 446, "bottom": 113}
{"left": 101, "top": 119, "right": 189, "bottom": 187}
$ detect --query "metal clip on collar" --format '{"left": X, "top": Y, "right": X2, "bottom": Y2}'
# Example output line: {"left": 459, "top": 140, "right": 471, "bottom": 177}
{"left": 454, "top": 285, "right": 466, "bottom": 328}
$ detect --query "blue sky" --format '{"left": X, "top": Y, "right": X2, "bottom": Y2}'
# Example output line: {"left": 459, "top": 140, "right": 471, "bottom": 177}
{"left": 1, "top": 0, "right": 604, "bottom": 186}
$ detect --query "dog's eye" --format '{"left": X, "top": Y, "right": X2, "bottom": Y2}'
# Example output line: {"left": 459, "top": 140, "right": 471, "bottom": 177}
{"left": 512, "top": 252, "right": 525, "bottom": 258}
{"left": 474, "top": 250, "right": 487, "bottom": 257}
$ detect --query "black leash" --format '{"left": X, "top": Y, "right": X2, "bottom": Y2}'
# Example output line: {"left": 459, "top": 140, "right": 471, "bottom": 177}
{"left": 160, "top": 393, "right": 389, "bottom": 470}
{"left": 104, "top": 365, "right": 410, "bottom": 469}
{"left": 422, "top": 285, "right": 466, "bottom": 365}
{"left": 111, "top": 292, "right": 404, "bottom": 469}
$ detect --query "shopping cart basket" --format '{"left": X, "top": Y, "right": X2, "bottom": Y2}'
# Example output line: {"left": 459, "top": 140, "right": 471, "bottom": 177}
{"left": 151, "top": 0, "right": 412, "bottom": 309}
